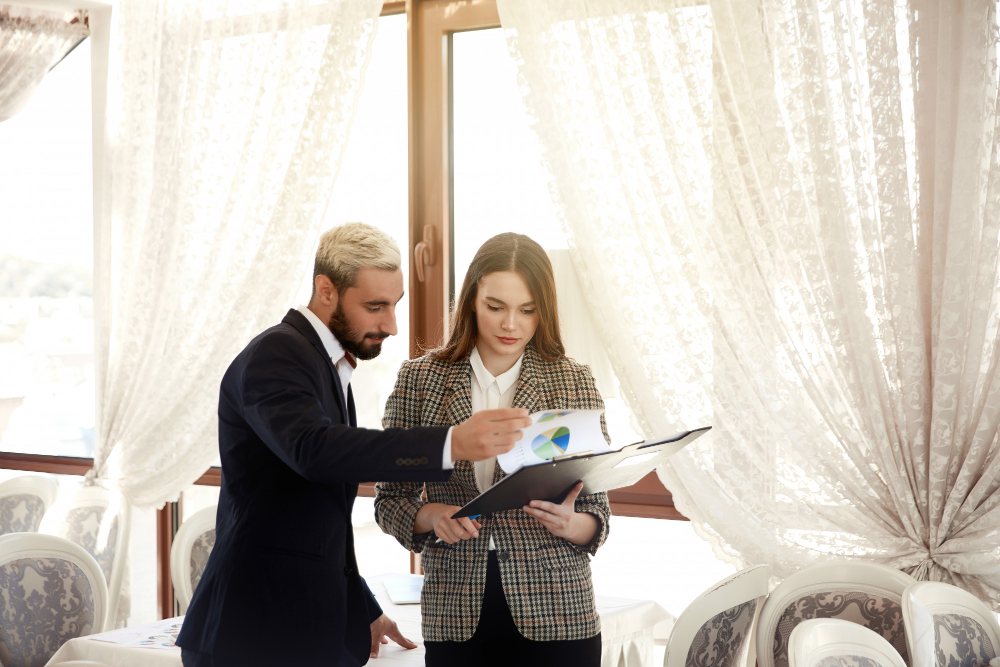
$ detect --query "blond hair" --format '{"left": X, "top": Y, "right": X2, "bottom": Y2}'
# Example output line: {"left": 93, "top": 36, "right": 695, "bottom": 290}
{"left": 312, "top": 222, "right": 402, "bottom": 295}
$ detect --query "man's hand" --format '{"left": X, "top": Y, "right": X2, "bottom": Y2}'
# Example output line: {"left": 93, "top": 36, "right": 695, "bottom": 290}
{"left": 369, "top": 613, "right": 416, "bottom": 659}
{"left": 414, "top": 503, "right": 482, "bottom": 543}
{"left": 451, "top": 408, "right": 531, "bottom": 462}
{"left": 523, "top": 482, "right": 599, "bottom": 546}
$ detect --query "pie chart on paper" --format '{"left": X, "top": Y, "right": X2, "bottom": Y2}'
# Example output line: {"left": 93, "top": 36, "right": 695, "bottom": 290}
{"left": 531, "top": 426, "right": 571, "bottom": 460}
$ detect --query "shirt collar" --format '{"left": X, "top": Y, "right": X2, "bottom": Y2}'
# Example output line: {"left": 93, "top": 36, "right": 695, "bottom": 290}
{"left": 469, "top": 345, "right": 523, "bottom": 395}
{"left": 296, "top": 305, "right": 355, "bottom": 368}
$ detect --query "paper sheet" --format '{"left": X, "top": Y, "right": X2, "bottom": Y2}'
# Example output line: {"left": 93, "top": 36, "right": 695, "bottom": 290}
{"left": 89, "top": 617, "right": 184, "bottom": 650}
{"left": 497, "top": 409, "right": 610, "bottom": 473}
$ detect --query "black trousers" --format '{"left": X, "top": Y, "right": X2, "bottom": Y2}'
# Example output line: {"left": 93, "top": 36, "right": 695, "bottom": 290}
{"left": 424, "top": 551, "right": 602, "bottom": 667}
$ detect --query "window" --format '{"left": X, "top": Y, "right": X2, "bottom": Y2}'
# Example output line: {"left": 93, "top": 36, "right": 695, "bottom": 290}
{"left": 0, "top": 39, "right": 94, "bottom": 458}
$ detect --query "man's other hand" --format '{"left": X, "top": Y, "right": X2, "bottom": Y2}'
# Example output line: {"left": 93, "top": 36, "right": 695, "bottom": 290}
{"left": 370, "top": 613, "right": 416, "bottom": 659}
{"left": 450, "top": 408, "right": 531, "bottom": 462}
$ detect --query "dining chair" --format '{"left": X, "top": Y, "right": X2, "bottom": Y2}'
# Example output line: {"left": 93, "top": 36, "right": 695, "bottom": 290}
{"left": 902, "top": 581, "right": 999, "bottom": 667}
{"left": 0, "top": 474, "right": 58, "bottom": 535}
{"left": 789, "top": 618, "right": 908, "bottom": 667}
{"left": 0, "top": 532, "right": 107, "bottom": 667}
{"left": 756, "top": 561, "right": 917, "bottom": 667}
{"left": 664, "top": 564, "right": 772, "bottom": 667}
{"left": 40, "top": 484, "right": 131, "bottom": 631}
{"left": 170, "top": 504, "right": 217, "bottom": 613}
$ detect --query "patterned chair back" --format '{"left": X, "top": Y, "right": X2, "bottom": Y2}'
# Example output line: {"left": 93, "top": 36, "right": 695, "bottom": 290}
{"left": 903, "top": 582, "right": 1000, "bottom": 667}
{"left": 170, "top": 504, "right": 218, "bottom": 613}
{"left": 756, "top": 562, "right": 917, "bottom": 667}
{"left": 790, "top": 618, "right": 909, "bottom": 667}
{"left": 0, "top": 475, "right": 58, "bottom": 536}
{"left": 0, "top": 532, "right": 108, "bottom": 667}
{"left": 39, "top": 485, "right": 131, "bottom": 631}
{"left": 665, "top": 565, "right": 772, "bottom": 667}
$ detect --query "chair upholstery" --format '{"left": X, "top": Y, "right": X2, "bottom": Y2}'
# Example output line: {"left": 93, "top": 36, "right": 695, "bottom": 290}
{"left": 40, "top": 485, "right": 131, "bottom": 631}
{"left": 757, "top": 562, "right": 917, "bottom": 667}
{"left": 790, "top": 618, "right": 908, "bottom": 667}
{"left": 687, "top": 598, "right": 759, "bottom": 667}
{"left": 934, "top": 614, "right": 997, "bottom": 667}
{"left": 170, "top": 504, "right": 217, "bottom": 613}
{"left": 0, "top": 476, "right": 58, "bottom": 536}
{"left": 665, "top": 565, "right": 772, "bottom": 667}
{"left": 0, "top": 533, "right": 107, "bottom": 667}
{"left": 903, "top": 582, "right": 1000, "bottom": 667}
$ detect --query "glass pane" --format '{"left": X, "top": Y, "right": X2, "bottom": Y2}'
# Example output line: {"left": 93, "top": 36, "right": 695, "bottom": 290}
{"left": 451, "top": 29, "right": 641, "bottom": 446}
{"left": 0, "top": 40, "right": 94, "bottom": 457}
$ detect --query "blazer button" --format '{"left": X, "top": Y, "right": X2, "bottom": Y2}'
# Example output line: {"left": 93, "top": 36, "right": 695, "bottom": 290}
{"left": 396, "top": 458, "right": 404, "bottom": 466}
{"left": 498, "top": 551, "right": 510, "bottom": 562}
{"left": 344, "top": 566, "right": 356, "bottom": 576}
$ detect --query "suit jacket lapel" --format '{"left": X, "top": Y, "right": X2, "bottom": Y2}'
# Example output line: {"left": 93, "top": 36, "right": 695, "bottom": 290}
{"left": 282, "top": 309, "right": 349, "bottom": 425}
{"left": 441, "top": 358, "right": 478, "bottom": 492}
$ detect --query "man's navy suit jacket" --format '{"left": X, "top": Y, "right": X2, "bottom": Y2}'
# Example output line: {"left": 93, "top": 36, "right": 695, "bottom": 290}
{"left": 176, "top": 309, "right": 450, "bottom": 666}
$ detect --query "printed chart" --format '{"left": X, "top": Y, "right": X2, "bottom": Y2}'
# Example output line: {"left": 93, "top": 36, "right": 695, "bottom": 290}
{"left": 531, "top": 426, "right": 571, "bottom": 459}
{"left": 498, "top": 409, "right": 610, "bottom": 473}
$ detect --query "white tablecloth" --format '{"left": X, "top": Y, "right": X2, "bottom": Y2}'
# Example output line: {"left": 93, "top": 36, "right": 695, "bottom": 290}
{"left": 47, "top": 574, "right": 673, "bottom": 667}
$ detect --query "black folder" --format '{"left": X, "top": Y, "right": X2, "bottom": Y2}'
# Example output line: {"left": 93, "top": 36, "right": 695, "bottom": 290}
{"left": 451, "top": 426, "right": 711, "bottom": 518}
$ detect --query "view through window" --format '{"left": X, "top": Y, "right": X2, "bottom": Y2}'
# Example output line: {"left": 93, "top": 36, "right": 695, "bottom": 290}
{"left": 0, "top": 40, "right": 94, "bottom": 458}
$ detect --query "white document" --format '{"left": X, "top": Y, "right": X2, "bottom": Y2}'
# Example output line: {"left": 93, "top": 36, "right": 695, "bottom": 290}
{"left": 497, "top": 409, "right": 610, "bottom": 473}
{"left": 89, "top": 617, "right": 184, "bottom": 650}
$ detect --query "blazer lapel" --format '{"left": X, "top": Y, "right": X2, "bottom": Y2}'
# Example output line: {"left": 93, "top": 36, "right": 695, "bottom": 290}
{"left": 441, "top": 358, "right": 478, "bottom": 492}
{"left": 282, "top": 309, "right": 349, "bottom": 425}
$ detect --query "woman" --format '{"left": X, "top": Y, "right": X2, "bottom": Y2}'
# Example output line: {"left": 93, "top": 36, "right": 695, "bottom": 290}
{"left": 374, "top": 233, "right": 610, "bottom": 667}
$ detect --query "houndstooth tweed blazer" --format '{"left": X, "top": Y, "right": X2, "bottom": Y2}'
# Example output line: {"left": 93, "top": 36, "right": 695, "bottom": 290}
{"left": 374, "top": 344, "right": 612, "bottom": 643}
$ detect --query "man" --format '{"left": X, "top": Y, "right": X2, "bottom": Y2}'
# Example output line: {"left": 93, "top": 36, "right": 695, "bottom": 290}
{"left": 177, "top": 223, "right": 531, "bottom": 667}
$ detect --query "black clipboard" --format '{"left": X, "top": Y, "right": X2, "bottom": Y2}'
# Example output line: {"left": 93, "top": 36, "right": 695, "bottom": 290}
{"left": 451, "top": 426, "right": 711, "bottom": 518}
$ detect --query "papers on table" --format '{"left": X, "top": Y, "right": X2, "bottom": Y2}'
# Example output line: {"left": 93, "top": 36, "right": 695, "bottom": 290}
{"left": 383, "top": 575, "right": 424, "bottom": 604}
{"left": 497, "top": 409, "right": 612, "bottom": 474}
{"left": 89, "top": 617, "right": 184, "bottom": 650}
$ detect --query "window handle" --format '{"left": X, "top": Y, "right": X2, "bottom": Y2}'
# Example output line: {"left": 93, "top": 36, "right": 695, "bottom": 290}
{"left": 414, "top": 225, "right": 436, "bottom": 283}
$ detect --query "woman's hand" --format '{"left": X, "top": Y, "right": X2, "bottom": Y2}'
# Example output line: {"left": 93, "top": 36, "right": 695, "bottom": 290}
{"left": 523, "top": 482, "right": 599, "bottom": 546}
{"left": 414, "top": 503, "right": 483, "bottom": 544}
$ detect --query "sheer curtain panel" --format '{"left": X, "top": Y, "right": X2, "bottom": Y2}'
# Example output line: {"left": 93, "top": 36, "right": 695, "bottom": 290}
{"left": 92, "top": 0, "right": 383, "bottom": 508}
{"left": 0, "top": 6, "right": 88, "bottom": 122}
{"left": 497, "top": 0, "right": 1000, "bottom": 605}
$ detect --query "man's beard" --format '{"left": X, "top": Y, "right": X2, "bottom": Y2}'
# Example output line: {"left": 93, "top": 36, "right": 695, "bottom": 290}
{"left": 328, "top": 304, "right": 387, "bottom": 361}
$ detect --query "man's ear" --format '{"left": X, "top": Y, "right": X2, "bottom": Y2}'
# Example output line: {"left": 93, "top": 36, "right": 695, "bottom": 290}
{"left": 314, "top": 275, "right": 338, "bottom": 309}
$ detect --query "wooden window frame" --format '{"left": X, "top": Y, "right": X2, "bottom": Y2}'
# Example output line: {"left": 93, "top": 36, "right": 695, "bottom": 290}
{"left": 0, "top": 0, "right": 683, "bottom": 620}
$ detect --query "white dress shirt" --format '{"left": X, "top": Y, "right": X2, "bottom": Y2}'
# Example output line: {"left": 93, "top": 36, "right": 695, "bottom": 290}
{"left": 297, "top": 305, "right": 355, "bottom": 405}
{"left": 468, "top": 346, "right": 524, "bottom": 492}
{"left": 467, "top": 345, "right": 524, "bottom": 549}
{"left": 296, "top": 305, "right": 456, "bottom": 471}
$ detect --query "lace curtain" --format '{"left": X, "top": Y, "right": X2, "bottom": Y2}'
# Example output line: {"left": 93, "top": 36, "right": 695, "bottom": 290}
{"left": 498, "top": 0, "right": 1000, "bottom": 605}
{"left": 92, "top": 0, "right": 383, "bottom": 509}
{"left": 0, "top": 6, "right": 88, "bottom": 122}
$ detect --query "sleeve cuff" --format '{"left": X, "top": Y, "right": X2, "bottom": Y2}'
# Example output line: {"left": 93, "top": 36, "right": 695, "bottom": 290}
{"left": 442, "top": 427, "right": 454, "bottom": 470}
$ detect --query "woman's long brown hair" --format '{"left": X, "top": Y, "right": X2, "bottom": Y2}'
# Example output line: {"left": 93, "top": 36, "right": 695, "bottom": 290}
{"left": 433, "top": 233, "right": 565, "bottom": 363}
